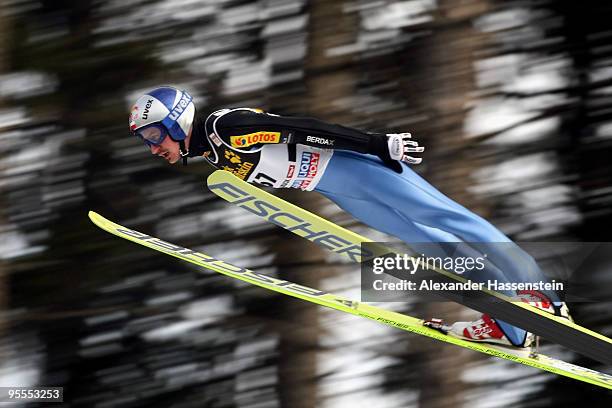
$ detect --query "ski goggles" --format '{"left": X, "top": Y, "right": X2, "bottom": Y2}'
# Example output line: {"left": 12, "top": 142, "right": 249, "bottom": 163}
{"left": 133, "top": 123, "right": 169, "bottom": 147}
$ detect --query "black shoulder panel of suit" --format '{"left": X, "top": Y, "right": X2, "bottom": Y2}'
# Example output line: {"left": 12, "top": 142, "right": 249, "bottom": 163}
{"left": 215, "top": 109, "right": 382, "bottom": 153}
{"left": 188, "top": 112, "right": 211, "bottom": 157}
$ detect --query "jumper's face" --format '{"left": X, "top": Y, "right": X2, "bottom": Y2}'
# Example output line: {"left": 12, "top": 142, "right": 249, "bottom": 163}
{"left": 149, "top": 136, "right": 181, "bottom": 164}
{"left": 147, "top": 126, "right": 192, "bottom": 165}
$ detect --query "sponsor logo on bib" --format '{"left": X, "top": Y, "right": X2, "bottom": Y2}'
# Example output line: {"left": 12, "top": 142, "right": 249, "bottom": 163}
{"left": 222, "top": 150, "right": 254, "bottom": 180}
{"left": 230, "top": 132, "right": 281, "bottom": 147}
{"left": 292, "top": 152, "right": 320, "bottom": 189}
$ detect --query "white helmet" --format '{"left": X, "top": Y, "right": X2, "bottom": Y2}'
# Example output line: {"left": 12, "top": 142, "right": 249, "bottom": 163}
{"left": 129, "top": 86, "right": 195, "bottom": 164}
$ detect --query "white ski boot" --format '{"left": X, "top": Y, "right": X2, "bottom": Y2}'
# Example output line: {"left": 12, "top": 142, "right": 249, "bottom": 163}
{"left": 424, "top": 290, "right": 572, "bottom": 349}
{"left": 425, "top": 314, "right": 514, "bottom": 346}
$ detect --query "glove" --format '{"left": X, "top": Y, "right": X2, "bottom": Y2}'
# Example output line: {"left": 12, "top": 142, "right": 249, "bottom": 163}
{"left": 370, "top": 133, "right": 424, "bottom": 173}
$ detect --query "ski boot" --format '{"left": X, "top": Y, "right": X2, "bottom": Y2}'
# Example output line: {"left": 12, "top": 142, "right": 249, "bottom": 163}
{"left": 516, "top": 289, "right": 573, "bottom": 322}
{"left": 424, "top": 314, "right": 515, "bottom": 346}
{"left": 424, "top": 290, "right": 573, "bottom": 350}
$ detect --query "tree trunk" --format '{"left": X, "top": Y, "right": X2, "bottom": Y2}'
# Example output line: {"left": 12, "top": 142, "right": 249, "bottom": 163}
{"left": 410, "top": 1, "right": 494, "bottom": 406}
{"left": 272, "top": 2, "right": 359, "bottom": 407}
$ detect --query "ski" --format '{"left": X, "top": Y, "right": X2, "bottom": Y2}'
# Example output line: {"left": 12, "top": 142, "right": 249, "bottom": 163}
{"left": 206, "top": 169, "right": 612, "bottom": 366}
{"left": 88, "top": 211, "right": 612, "bottom": 389}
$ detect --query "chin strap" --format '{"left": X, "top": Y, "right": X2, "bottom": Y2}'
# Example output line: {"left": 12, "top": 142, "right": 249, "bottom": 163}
{"left": 179, "top": 140, "right": 189, "bottom": 166}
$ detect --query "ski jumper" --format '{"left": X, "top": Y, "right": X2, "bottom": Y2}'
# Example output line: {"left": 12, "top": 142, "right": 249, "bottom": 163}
{"left": 192, "top": 108, "right": 560, "bottom": 346}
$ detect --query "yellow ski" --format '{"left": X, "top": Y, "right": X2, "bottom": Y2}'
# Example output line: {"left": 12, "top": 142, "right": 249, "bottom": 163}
{"left": 88, "top": 211, "right": 612, "bottom": 389}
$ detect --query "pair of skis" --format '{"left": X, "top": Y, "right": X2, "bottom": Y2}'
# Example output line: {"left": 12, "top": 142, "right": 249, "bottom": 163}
{"left": 89, "top": 170, "right": 612, "bottom": 389}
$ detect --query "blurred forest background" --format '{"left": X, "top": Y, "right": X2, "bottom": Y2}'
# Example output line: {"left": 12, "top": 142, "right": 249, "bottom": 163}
{"left": 1, "top": 0, "right": 612, "bottom": 407}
